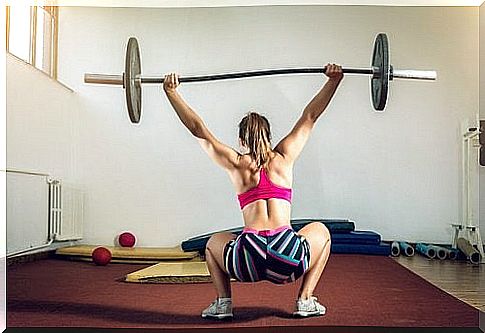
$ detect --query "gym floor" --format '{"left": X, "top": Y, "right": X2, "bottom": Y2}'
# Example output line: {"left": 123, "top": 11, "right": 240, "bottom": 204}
{"left": 6, "top": 252, "right": 482, "bottom": 330}
{"left": 393, "top": 255, "right": 485, "bottom": 311}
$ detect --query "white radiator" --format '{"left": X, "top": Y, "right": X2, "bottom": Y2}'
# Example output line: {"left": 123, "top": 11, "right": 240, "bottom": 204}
{"left": 6, "top": 170, "right": 84, "bottom": 257}
{"left": 49, "top": 179, "right": 84, "bottom": 241}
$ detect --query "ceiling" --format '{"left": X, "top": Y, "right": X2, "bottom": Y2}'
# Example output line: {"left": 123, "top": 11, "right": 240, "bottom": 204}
{"left": 6, "top": 0, "right": 485, "bottom": 6}
{"left": 6, "top": 0, "right": 485, "bottom": 7}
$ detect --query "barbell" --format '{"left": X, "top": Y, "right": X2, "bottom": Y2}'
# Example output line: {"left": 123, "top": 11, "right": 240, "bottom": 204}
{"left": 84, "top": 33, "right": 437, "bottom": 124}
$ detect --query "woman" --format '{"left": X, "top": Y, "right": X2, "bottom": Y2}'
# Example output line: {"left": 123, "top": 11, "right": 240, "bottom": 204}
{"left": 163, "top": 64, "right": 343, "bottom": 319}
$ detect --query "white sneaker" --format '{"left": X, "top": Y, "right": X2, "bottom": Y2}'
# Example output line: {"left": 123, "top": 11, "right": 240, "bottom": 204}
{"left": 201, "top": 298, "right": 233, "bottom": 319}
{"left": 293, "top": 296, "right": 326, "bottom": 317}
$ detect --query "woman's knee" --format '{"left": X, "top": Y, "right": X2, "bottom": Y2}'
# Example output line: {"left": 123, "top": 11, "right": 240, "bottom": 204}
{"left": 319, "top": 224, "right": 331, "bottom": 243}
{"left": 305, "top": 222, "right": 331, "bottom": 242}
{"left": 206, "top": 232, "right": 234, "bottom": 252}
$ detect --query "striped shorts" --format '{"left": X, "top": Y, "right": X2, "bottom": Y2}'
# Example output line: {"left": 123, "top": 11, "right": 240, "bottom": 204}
{"left": 223, "top": 225, "right": 311, "bottom": 284}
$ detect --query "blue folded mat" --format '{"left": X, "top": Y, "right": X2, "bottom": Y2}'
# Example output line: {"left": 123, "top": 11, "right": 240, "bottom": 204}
{"left": 182, "top": 219, "right": 357, "bottom": 252}
{"left": 291, "top": 219, "right": 355, "bottom": 233}
{"left": 181, "top": 219, "right": 355, "bottom": 252}
{"left": 331, "top": 231, "right": 381, "bottom": 244}
{"left": 331, "top": 242, "right": 391, "bottom": 256}
{"left": 181, "top": 222, "right": 389, "bottom": 256}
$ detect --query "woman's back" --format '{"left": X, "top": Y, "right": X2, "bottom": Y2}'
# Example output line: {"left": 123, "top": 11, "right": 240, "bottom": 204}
{"left": 162, "top": 65, "right": 342, "bottom": 319}
{"left": 229, "top": 150, "right": 293, "bottom": 230}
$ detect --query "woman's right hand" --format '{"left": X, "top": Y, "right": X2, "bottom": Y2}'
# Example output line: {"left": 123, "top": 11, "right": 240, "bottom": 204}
{"left": 163, "top": 73, "right": 180, "bottom": 95}
{"left": 324, "top": 63, "right": 343, "bottom": 82}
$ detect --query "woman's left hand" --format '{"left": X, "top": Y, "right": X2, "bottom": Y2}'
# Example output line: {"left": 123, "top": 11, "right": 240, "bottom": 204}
{"left": 163, "top": 73, "right": 180, "bottom": 94}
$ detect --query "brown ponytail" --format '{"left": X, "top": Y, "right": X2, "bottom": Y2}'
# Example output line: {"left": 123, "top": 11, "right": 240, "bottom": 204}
{"left": 238, "top": 112, "right": 272, "bottom": 168}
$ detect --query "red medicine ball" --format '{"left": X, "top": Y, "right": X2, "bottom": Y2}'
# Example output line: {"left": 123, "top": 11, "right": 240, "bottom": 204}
{"left": 118, "top": 232, "right": 136, "bottom": 247}
{"left": 92, "top": 247, "right": 112, "bottom": 266}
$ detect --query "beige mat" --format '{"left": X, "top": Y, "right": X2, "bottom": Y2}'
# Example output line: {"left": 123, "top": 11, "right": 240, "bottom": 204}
{"left": 125, "top": 261, "right": 212, "bottom": 283}
{"left": 55, "top": 244, "right": 199, "bottom": 260}
{"left": 61, "top": 256, "right": 183, "bottom": 265}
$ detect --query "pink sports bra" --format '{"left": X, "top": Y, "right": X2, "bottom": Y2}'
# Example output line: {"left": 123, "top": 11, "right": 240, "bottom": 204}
{"left": 237, "top": 168, "right": 292, "bottom": 210}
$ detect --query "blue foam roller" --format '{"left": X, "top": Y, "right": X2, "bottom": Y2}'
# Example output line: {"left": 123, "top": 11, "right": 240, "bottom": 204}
{"left": 431, "top": 245, "right": 457, "bottom": 260}
{"left": 398, "top": 242, "right": 415, "bottom": 256}
{"left": 430, "top": 245, "right": 447, "bottom": 260}
{"left": 391, "top": 241, "right": 400, "bottom": 256}
{"left": 441, "top": 246, "right": 460, "bottom": 260}
{"left": 331, "top": 242, "right": 391, "bottom": 256}
{"left": 416, "top": 243, "right": 436, "bottom": 259}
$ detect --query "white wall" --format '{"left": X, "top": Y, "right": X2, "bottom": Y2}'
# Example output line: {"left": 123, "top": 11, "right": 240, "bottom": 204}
{"left": 7, "top": 54, "right": 81, "bottom": 181}
{"left": 6, "top": 54, "right": 82, "bottom": 253}
{"left": 57, "top": 6, "right": 479, "bottom": 247}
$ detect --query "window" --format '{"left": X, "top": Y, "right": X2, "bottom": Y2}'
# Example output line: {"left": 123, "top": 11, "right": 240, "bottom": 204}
{"left": 6, "top": 6, "right": 59, "bottom": 79}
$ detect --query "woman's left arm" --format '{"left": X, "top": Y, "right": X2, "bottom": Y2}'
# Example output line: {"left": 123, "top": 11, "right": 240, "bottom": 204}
{"left": 163, "top": 73, "right": 240, "bottom": 170}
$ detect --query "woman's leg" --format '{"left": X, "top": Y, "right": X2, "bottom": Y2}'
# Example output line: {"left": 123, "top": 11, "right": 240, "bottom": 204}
{"left": 205, "top": 232, "right": 236, "bottom": 298}
{"left": 297, "top": 222, "right": 332, "bottom": 300}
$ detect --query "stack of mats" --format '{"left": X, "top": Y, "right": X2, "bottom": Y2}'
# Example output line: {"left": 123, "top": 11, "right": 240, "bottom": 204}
{"left": 181, "top": 218, "right": 390, "bottom": 256}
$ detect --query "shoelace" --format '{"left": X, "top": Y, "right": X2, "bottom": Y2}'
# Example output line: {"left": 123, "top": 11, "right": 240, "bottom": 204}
{"left": 298, "top": 296, "right": 321, "bottom": 310}
{"left": 299, "top": 296, "right": 319, "bottom": 303}
{"left": 210, "top": 299, "right": 231, "bottom": 309}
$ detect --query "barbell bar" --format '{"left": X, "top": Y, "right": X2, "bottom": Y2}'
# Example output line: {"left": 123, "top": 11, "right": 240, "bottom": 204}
{"left": 84, "top": 68, "right": 437, "bottom": 85}
{"left": 84, "top": 33, "right": 437, "bottom": 124}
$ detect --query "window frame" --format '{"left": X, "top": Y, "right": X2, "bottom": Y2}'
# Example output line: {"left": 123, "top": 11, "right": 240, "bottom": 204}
{"left": 6, "top": 5, "right": 59, "bottom": 80}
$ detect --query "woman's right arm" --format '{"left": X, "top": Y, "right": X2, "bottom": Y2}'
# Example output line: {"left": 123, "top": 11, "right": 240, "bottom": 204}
{"left": 274, "top": 64, "right": 343, "bottom": 163}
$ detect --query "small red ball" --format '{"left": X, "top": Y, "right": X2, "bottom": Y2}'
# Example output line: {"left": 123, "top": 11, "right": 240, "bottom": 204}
{"left": 92, "top": 247, "right": 112, "bottom": 266}
{"left": 118, "top": 232, "right": 136, "bottom": 247}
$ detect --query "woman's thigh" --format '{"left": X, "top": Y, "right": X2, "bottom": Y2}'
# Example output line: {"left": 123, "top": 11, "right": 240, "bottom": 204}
{"left": 297, "top": 222, "right": 331, "bottom": 268}
{"left": 205, "top": 232, "right": 237, "bottom": 272}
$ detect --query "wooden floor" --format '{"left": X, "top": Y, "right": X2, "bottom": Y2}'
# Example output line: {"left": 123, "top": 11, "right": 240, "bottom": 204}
{"left": 393, "top": 255, "right": 485, "bottom": 311}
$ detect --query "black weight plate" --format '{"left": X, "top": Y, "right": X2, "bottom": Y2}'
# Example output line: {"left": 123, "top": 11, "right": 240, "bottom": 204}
{"left": 125, "top": 37, "right": 142, "bottom": 124}
{"left": 371, "top": 33, "right": 389, "bottom": 111}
